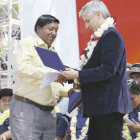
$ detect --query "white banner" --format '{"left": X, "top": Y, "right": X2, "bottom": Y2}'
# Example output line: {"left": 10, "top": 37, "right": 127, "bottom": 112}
{"left": 19, "top": 0, "right": 79, "bottom": 68}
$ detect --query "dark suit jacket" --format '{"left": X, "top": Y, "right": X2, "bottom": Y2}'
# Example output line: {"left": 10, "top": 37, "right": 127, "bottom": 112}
{"left": 79, "top": 27, "right": 132, "bottom": 116}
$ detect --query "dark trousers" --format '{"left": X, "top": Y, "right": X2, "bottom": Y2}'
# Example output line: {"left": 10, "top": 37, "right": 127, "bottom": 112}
{"left": 88, "top": 113, "right": 123, "bottom": 140}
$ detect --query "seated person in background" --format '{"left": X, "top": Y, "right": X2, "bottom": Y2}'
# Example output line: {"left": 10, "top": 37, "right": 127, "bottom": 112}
{"left": 1, "top": 62, "right": 7, "bottom": 71}
{"left": 0, "top": 88, "right": 13, "bottom": 140}
{"left": 126, "top": 63, "right": 132, "bottom": 72}
{"left": 64, "top": 103, "right": 89, "bottom": 140}
{"left": 126, "top": 63, "right": 132, "bottom": 80}
{"left": 55, "top": 88, "right": 77, "bottom": 140}
{"left": 55, "top": 97, "right": 70, "bottom": 140}
{"left": 129, "top": 63, "right": 140, "bottom": 82}
{"left": 122, "top": 80, "right": 140, "bottom": 139}
{"left": 0, "top": 57, "right": 3, "bottom": 71}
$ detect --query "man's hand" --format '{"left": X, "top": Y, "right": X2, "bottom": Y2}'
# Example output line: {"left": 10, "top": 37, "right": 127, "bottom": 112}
{"left": 55, "top": 74, "right": 67, "bottom": 84}
{"left": 128, "top": 119, "right": 140, "bottom": 132}
{"left": 68, "top": 88, "right": 74, "bottom": 97}
{"left": 61, "top": 68, "right": 78, "bottom": 80}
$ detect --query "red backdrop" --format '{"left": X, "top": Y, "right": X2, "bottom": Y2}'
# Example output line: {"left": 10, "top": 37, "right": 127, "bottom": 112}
{"left": 76, "top": 0, "right": 140, "bottom": 64}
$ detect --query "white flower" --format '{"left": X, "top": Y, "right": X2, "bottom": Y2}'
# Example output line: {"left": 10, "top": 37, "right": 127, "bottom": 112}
{"left": 122, "top": 110, "right": 140, "bottom": 139}
{"left": 79, "top": 17, "right": 115, "bottom": 69}
{"left": 87, "top": 51, "right": 92, "bottom": 58}
{"left": 70, "top": 109, "right": 89, "bottom": 140}
{"left": 106, "top": 17, "right": 114, "bottom": 25}
{"left": 81, "top": 55, "right": 85, "bottom": 61}
{"left": 102, "top": 24, "right": 108, "bottom": 31}
{"left": 81, "top": 127, "right": 87, "bottom": 133}
{"left": 95, "top": 30, "right": 102, "bottom": 37}
{"left": 72, "top": 117, "right": 77, "bottom": 123}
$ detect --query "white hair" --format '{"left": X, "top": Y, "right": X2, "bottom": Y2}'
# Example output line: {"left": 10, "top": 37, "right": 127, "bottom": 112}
{"left": 79, "top": 0, "right": 111, "bottom": 19}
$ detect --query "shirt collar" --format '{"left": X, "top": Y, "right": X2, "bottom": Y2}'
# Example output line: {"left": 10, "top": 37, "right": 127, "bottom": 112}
{"left": 34, "top": 34, "right": 55, "bottom": 51}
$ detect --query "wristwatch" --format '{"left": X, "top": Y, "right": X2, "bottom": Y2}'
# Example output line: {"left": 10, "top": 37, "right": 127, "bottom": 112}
{"left": 2, "top": 135, "right": 6, "bottom": 140}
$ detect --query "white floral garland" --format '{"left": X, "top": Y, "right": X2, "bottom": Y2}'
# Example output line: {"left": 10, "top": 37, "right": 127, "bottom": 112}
{"left": 0, "top": 109, "right": 9, "bottom": 125}
{"left": 70, "top": 107, "right": 89, "bottom": 140}
{"left": 122, "top": 112, "right": 140, "bottom": 140}
{"left": 79, "top": 17, "right": 115, "bottom": 69}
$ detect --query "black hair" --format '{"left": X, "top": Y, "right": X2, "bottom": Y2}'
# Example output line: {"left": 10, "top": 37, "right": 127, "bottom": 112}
{"left": 130, "top": 72, "right": 140, "bottom": 76}
{"left": 0, "top": 88, "right": 13, "bottom": 99}
{"left": 132, "top": 63, "right": 140, "bottom": 68}
{"left": 127, "top": 80, "right": 140, "bottom": 95}
{"left": 129, "top": 63, "right": 140, "bottom": 76}
{"left": 34, "top": 15, "right": 59, "bottom": 33}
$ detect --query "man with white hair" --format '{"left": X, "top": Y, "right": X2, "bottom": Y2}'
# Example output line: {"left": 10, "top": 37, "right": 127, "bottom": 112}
{"left": 60, "top": 0, "right": 132, "bottom": 140}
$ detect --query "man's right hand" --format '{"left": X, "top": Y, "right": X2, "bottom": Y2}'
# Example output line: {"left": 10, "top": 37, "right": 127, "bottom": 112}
{"left": 68, "top": 88, "right": 74, "bottom": 97}
{"left": 55, "top": 74, "right": 67, "bottom": 84}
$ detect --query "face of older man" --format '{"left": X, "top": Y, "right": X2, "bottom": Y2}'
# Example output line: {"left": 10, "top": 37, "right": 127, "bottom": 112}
{"left": 37, "top": 22, "right": 59, "bottom": 47}
{"left": 81, "top": 11, "right": 105, "bottom": 32}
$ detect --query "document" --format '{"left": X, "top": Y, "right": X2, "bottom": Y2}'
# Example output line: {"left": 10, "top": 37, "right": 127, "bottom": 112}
{"left": 36, "top": 46, "right": 76, "bottom": 88}
{"left": 36, "top": 47, "right": 65, "bottom": 71}
{"left": 40, "top": 71, "right": 60, "bottom": 89}
{"left": 123, "top": 116, "right": 134, "bottom": 125}
{"left": 68, "top": 90, "right": 82, "bottom": 113}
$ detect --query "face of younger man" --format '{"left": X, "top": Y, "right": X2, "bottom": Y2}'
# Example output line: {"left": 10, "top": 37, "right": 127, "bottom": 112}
{"left": 130, "top": 73, "right": 140, "bottom": 82}
{"left": 130, "top": 93, "right": 140, "bottom": 109}
{"left": 0, "top": 96, "right": 12, "bottom": 113}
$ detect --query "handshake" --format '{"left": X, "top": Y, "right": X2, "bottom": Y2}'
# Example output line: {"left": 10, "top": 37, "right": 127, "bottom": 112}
{"left": 56, "top": 68, "right": 79, "bottom": 83}
{"left": 40, "top": 68, "right": 79, "bottom": 89}
{"left": 36, "top": 46, "right": 79, "bottom": 87}
{"left": 57, "top": 68, "right": 82, "bottom": 113}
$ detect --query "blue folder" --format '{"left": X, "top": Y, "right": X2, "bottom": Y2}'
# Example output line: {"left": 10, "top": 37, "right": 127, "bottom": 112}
{"left": 36, "top": 46, "right": 65, "bottom": 71}
{"left": 68, "top": 91, "right": 82, "bottom": 113}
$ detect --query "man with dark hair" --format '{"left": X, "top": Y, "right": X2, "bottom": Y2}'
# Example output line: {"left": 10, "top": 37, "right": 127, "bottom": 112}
{"left": 129, "top": 63, "right": 140, "bottom": 82}
{"left": 0, "top": 88, "right": 12, "bottom": 114}
{"left": 126, "top": 63, "right": 132, "bottom": 80}
{"left": 0, "top": 88, "right": 13, "bottom": 140}
{"left": 34, "top": 15, "right": 59, "bottom": 47}
{"left": 10, "top": 15, "right": 69, "bottom": 140}
{"left": 122, "top": 80, "right": 140, "bottom": 139}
